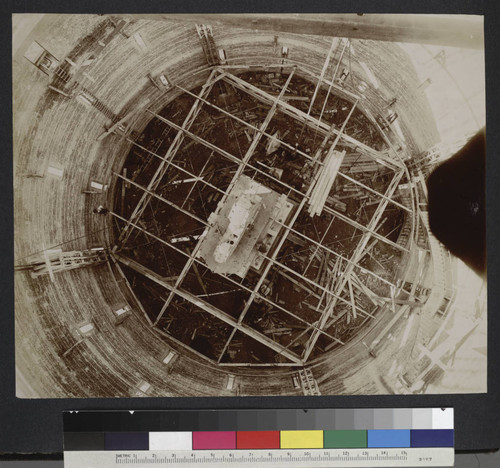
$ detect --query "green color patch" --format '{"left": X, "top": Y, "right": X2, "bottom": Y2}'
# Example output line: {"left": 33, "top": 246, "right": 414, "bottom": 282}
{"left": 324, "top": 430, "right": 367, "bottom": 448}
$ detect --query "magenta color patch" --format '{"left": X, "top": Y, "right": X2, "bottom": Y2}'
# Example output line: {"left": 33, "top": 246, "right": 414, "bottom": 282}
{"left": 192, "top": 431, "right": 236, "bottom": 450}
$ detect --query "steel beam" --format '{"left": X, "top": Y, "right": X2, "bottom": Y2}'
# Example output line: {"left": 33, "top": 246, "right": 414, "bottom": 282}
{"left": 207, "top": 69, "right": 298, "bottom": 360}
{"left": 217, "top": 194, "right": 310, "bottom": 363}
{"left": 323, "top": 201, "right": 409, "bottom": 252}
{"left": 107, "top": 256, "right": 154, "bottom": 326}
{"left": 122, "top": 139, "right": 407, "bottom": 283}
{"left": 146, "top": 95, "right": 402, "bottom": 311}
{"left": 218, "top": 91, "right": 356, "bottom": 362}
{"left": 305, "top": 38, "right": 338, "bottom": 118}
{"left": 110, "top": 182, "right": 377, "bottom": 321}
{"left": 175, "top": 83, "right": 325, "bottom": 166}
{"left": 260, "top": 251, "right": 375, "bottom": 319}
{"left": 293, "top": 63, "right": 362, "bottom": 102}
{"left": 316, "top": 39, "right": 350, "bottom": 124}
{"left": 125, "top": 138, "right": 227, "bottom": 195}
{"left": 116, "top": 161, "right": 398, "bottom": 289}
{"left": 114, "top": 172, "right": 207, "bottom": 226}
{"left": 337, "top": 172, "right": 411, "bottom": 213}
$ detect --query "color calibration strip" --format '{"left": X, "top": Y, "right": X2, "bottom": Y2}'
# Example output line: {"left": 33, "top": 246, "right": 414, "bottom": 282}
{"left": 65, "top": 429, "right": 454, "bottom": 451}
{"left": 64, "top": 409, "right": 454, "bottom": 467}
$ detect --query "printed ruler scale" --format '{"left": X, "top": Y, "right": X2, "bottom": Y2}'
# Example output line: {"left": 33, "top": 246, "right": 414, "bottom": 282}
{"left": 63, "top": 408, "right": 454, "bottom": 467}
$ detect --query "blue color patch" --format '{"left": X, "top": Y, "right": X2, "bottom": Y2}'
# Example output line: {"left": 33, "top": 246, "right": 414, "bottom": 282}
{"left": 104, "top": 432, "right": 149, "bottom": 450}
{"left": 411, "top": 429, "right": 454, "bottom": 447}
{"left": 367, "top": 430, "right": 411, "bottom": 448}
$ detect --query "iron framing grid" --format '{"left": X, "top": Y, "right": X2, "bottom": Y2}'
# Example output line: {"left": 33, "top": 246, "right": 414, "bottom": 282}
{"left": 218, "top": 68, "right": 404, "bottom": 171}
{"left": 119, "top": 139, "right": 403, "bottom": 288}
{"left": 175, "top": 83, "right": 411, "bottom": 213}
{"left": 147, "top": 110, "right": 409, "bottom": 253}
{"left": 110, "top": 175, "right": 379, "bottom": 322}
{"left": 113, "top": 253, "right": 303, "bottom": 364}
{"left": 153, "top": 68, "right": 297, "bottom": 322}
{"left": 111, "top": 67, "right": 410, "bottom": 365}
{"left": 216, "top": 92, "right": 360, "bottom": 363}
{"left": 109, "top": 210, "right": 361, "bottom": 361}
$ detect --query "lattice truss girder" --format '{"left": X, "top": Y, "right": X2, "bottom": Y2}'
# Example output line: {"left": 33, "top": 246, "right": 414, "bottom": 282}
{"left": 111, "top": 66, "right": 409, "bottom": 365}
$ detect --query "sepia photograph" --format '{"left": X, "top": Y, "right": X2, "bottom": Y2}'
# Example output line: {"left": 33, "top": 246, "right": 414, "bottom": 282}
{"left": 13, "top": 13, "right": 487, "bottom": 398}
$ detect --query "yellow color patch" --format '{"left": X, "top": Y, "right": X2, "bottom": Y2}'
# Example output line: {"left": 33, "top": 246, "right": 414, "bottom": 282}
{"left": 280, "top": 430, "right": 324, "bottom": 449}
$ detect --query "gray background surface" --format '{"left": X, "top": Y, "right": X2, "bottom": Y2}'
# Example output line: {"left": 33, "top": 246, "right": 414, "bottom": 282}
{"left": 2, "top": 0, "right": 499, "bottom": 459}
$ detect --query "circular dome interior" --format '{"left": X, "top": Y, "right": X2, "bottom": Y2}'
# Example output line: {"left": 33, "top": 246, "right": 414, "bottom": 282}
{"left": 13, "top": 14, "right": 487, "bottom": 397}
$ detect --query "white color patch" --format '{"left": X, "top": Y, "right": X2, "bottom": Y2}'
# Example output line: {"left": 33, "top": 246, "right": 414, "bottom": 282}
{"left": 149, "top": 432, "right": 192, "bottom": 450}
{"left": 432, "top": 408, "right": 454, "bottom": 429}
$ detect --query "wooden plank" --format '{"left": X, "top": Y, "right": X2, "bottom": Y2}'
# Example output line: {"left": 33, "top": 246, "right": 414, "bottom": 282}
{"left": 304, "top": 171, "right": 405, "bottom": 360}
{"left": 309, "top": 150, "right": 346, "bottom": 216}
{"left": 350, "top": 272, "right": 381, "bottom": 306}
{"left": 348, "top": 278, "right": 357, "bottom": 320}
